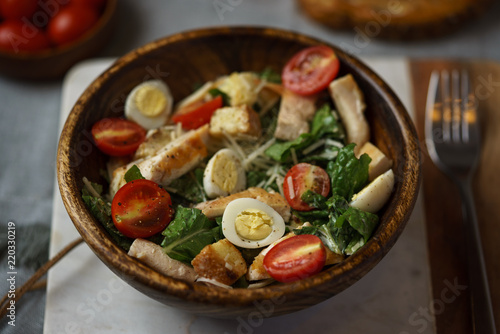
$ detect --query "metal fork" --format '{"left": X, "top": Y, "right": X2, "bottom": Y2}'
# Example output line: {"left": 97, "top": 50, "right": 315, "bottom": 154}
{"left": 425, "top": 70, "right": 497, "bottom": 334}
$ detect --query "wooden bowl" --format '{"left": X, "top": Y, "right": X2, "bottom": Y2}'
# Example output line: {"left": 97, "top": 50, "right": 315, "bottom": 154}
{"left": 0, "top": 0, "right": 117, "bottom": 80}
{"left": 57, "top": 26, "right": 421, "bottom": 318}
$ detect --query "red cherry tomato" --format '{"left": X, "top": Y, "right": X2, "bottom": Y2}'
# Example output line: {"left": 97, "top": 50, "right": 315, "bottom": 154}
{"left": 282, "top": 45, "right": 340, "bottom": 96}
{"left": 91, "top": 118, "right": 146, "bottom": 157}
{"left": 111, "top": 179, "right": 174, "bottom": 239}
{"left": 283, "top": 163, "right": 330, "bottom": 211}
{"left": 171, "top": 95, "right": 223, "bottom": 130}
{"left": 69, "top": 0, "right": 107, "bottom": 11}
{"left": 0, "top": 0, "right": 38, "bottom": 20}
{"left": 0, "top": 21, "right": 50, "bottom": 52}
{"left": 263, "top": 234, "right": 326, "bottom": 283}
{"left": 47, "top": 5, "right": 99, "bottom": 46}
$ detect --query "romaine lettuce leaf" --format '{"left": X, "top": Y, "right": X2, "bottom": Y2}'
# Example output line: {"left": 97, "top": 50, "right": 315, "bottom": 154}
{"left": 161, "top": 206, "right": 219, "bottom": 264}
{"left": 124, "top": 165, "right": 145, "bottom": 183}
{"left": 82, "top": 184, "right": 133, "bottom": 251}
{"left": 327, "top": 143, "right": 371, "bottom": 201}
{"left": 294, "top": 194, "right": 379, "bottom": 256}
{"left": 265, "top": 104, "right": 344, "bottom": 163}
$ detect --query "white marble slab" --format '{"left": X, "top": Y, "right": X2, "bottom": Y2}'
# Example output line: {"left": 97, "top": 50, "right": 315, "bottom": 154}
{"left": 44, "top": 58, "right": 434, "bottom": 334}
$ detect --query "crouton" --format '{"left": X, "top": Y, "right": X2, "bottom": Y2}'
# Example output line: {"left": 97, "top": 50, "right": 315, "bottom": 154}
{"left": 209, "top": 105, "right": 262, "bottom": 140}
{"left": 191, "top": 239, "right": 247, "bottom": 286}
{"left": 356, "top": 142, "right": 393, "bottom": 181}
{"left": 216, "top": 72, "right": 260, "bottom": 107}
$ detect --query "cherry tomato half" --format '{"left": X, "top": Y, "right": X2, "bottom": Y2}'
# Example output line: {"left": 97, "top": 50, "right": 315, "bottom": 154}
{"left": 171, "top": 95, "right": 223, "bottom": 130}
{"left": 263, "top": 234, "right": 326, "bottom": 283}
{"left": 91, "top": 118, "right": 146, "bottom": 157}
{"left": 47, "top": 4, "right": 99, "bottom": 46}
{"left": 0, "top": 21, "right": 50, "bottom": 52}
{"left": 282, "top": 46, "right": 340, "bottom": 96}
{"left": 111, "top": 179, "right": 174, "bottom": 239}
{"left": 0, "top": 0, "right": 38, "bottom": 20}
{"left": 283, "top": 163, "right": 330, "bottom": 211}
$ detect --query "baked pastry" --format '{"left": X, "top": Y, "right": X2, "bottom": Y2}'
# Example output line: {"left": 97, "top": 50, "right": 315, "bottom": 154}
{"left": 298, "top": 0, "right": 493, "bottom": 40}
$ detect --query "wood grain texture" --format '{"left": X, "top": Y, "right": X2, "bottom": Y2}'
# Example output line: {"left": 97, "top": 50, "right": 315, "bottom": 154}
{"left": 298, "top": 0, "right": 493, "bottom": 40}
{"left": 57, "top": 27, "right": 421, "bottom": 318}
{"left": 0, "top": 0, "right": 117, "bottom": 80}
{"left": 411, "top": 59, "right": 500, "bottom": 333}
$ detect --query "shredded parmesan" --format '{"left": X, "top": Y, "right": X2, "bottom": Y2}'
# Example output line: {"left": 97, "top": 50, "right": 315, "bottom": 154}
{"left": 222, "top": 131, "right": 247, "bottom": 161}
{"left": 302, "top": 139, "right": 325, "bottom": 155}
{"left": 325, "top": 139, "right": 344, "bottom": 148}
{"left": 248, "top": 279, "right": 275, "bottom": 289}
{"left": 243, "top": 138, "right": 276, "bottom": 168}
{"left": 196, "top": 277, "right": 233, "bottom": 289}
{"left": 83, "top": 177, "right": 102, "bottom": 199}
{"left": 286, "top": 176, "right": 295, "bottom": 199}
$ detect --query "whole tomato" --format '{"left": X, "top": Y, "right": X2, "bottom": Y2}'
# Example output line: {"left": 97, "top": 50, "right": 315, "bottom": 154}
{"left": 0, "top": 0, "right": 38, "bottom": 20}
{"left": 0, "top": 20, "right": 50, "bottom": 52}
{"left": 47, "top": 5, "right": 99, "bottom": 46}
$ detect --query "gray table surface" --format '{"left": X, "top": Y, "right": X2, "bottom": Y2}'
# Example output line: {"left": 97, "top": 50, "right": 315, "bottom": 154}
{"left": 1, "top": 1, "right": 500, "bottom": 333}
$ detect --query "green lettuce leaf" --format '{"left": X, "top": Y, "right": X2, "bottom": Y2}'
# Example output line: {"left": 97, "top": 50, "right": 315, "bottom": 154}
{"left": 161, "top": 206, "right": 219, "bottom": 264}
{"left": 294, "top": 194, "right": 379, "bottom": 255}
{"left": 124, "top": 165, "right": 145, "bottom": 183}
{"left": 82, "top": 185, "right": 133, "bottom": 251}
{"left": 327, "top": 143, "right": 371, "bottom": 201}
{"left": 264, "top": 104, "right": 344, "bottom": 163}
{"left": 209, "top": 88, "right": 231, "bottom": 106}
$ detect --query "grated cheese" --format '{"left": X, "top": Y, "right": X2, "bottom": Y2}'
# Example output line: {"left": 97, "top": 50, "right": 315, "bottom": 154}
{"left": 325, "top": 139, "right": 344, "bottom": 148}
{"left": 243, "top": 138, "right": 276, "bottom": 169}
{"left": 83, "top": 177, "right": 102, "bottom": 199}
{"left": 302, "top": 139, "right": 325, "bottom": 155}
{"left": 196, "top": 277, "right": 233, "bottom": 289}
{"left": 286, "top": 176, "right": 295, "bottom": 199}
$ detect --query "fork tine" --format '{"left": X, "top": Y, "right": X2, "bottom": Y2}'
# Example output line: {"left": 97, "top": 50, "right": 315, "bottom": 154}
{"left": 460, "top": 70, "right": 479, "bottom": 144}
{"left": 440, "top": 70, "right": 452, "bottom": 142}
{"left": 451, "top": 69, "right": 462, "bottom": 143}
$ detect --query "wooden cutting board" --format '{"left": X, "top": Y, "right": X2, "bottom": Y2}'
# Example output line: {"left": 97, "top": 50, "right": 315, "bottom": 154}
{"left": 297, "top": 0, "right": 493, "bottom": 40}
{"left": 411, "top": 60, "right": 500, "bottom": 333}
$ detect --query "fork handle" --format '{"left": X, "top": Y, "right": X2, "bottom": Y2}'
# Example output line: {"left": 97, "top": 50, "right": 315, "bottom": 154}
{"left": 458, "top": 179, "right": 497, "bottom": 334}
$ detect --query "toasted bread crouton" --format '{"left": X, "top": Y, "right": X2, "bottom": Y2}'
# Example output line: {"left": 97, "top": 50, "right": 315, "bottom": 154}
{"left": 191, "top": 239, "right": 247, "bottom": 286}
{"left": 194, "top": 187, "right": 291, "bottom": 222}
{"left": 209, "top": 105, "right": 261, "bottom": 140}
{"left": 128, "top": 239, "right": 197, "bottom": 282}
{"left": 356, "top": 142, "right": 393, "bottom": 181}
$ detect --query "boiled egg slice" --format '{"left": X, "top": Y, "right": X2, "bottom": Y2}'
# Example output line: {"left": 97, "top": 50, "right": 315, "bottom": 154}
{"left": 203, "top": 148, "right": 246, "bottom": 198}
{"left": 125, "top": 80, "right": 173, "bottom": 130}
{"left": 350, "top": 169, "right": 394, "bottom": 213}
{"left": 222, "top": 198, "right": 286, "bottom": 249}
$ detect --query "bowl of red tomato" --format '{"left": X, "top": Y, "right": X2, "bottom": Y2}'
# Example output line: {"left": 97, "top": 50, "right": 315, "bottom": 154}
{"left": 57, "top": 26, "right": 421, "bottom": 318}
{"left": 0, "top": 0, "right": 116, "bottom": 79}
